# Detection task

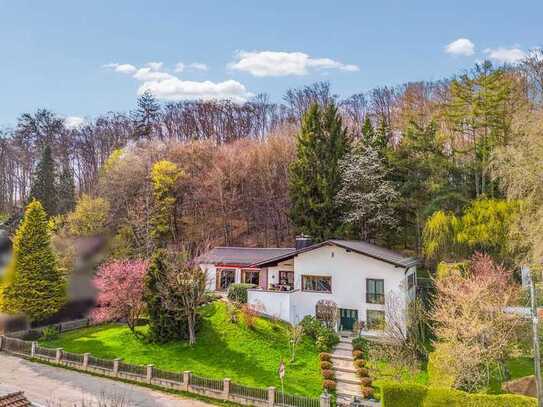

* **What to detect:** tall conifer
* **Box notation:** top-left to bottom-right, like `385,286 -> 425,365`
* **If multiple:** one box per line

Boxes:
29,145 -> 57,216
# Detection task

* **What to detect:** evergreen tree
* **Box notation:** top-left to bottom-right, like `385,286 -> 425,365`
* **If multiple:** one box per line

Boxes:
0,200 -> 66,321
29,145 -> 57,216
288,103 -> 350,242
144,250 -> 189,343
56,163 -> 76,214
133,90 -> 160,139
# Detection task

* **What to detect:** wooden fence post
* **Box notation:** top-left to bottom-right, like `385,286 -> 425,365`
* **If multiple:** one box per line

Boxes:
0,335 -> 4,351
113,358 -> 121,376
223,378 -> 230,400
183,371 -> 191,392
55,348 -> 63,363
320,392 -> 330,407
146,364 -> 154,384
268,386 -> 276,407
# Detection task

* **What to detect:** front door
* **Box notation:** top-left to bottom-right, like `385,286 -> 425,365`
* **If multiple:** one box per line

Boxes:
339,308 -> 358,331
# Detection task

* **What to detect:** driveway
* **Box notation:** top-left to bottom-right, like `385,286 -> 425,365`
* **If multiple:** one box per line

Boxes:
0,353 -> 213,406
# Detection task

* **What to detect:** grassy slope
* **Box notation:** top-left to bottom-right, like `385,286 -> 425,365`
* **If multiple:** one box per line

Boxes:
42,301 -> 322,396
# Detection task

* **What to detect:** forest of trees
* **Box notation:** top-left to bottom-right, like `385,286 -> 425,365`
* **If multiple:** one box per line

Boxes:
2,51 -> 543,268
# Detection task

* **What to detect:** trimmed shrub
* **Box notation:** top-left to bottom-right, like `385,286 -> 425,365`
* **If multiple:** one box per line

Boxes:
300,315 -> 323,339
320,361 -> 333,370
323,380 -> 336,392
361,387 -> 374,399
352,350 -> 364,360
319,352 -> 332,362
316,327 -> 340,352
354,359 -> 367,369
360,377 -> 372,387
352,336 -> 370,355
356,367 -> 369,377
41,325 -> 60,340
227,283 -> 256,304
321,369 -> 335,380
381,383 -> 537,407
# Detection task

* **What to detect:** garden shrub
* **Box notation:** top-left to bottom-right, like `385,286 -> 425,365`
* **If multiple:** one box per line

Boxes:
323,380 -> 336,391
319,352 -> 332,362
381,383 -> 537,407
41,325 -> 60,340
360,377 -> 372,387
227,283 -> 256,304
322,369 -> 335,380
352,336 -> 370,355
300,315 -> 323,339
354,359 -> 367,369
352,350 -> 363,359
427,347 -> 456,388
316,327 -> 339,352
361,387 -> 374,399
320,361 -> 333,370
356,367 -> 369,377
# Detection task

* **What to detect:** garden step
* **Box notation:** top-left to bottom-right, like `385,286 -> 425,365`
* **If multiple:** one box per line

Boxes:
331,354 -> 353,362
336,381 -> 363,397
340,338 -> 353,344
335,344 -> 353,352
333,366 -> 357,373
335,370 -> 360,385
332,349 -> 354,358
332,358 -> 356,370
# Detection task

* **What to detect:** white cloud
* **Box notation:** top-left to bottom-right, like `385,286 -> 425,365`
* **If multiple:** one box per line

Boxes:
138,79 -> 251,103
175,62 -> 209,73
484,47 -> 526,64
445,38 -> 475,56
103,63 -> 137,74
104,61 -> 251,102
64,116 -> 85,129
229,51 -> 359,77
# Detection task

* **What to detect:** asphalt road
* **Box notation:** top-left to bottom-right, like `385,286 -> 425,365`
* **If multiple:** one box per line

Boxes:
0,353 -> 213,406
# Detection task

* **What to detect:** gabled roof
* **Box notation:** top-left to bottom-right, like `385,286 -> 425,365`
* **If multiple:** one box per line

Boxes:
197,246 -> 295,267
252,239 -> 417,268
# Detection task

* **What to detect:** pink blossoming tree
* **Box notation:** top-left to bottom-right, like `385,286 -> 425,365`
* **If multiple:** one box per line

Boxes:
91,259 -> 148,333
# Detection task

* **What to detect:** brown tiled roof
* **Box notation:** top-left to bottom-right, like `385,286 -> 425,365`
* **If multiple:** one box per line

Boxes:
0,392 -> 32,407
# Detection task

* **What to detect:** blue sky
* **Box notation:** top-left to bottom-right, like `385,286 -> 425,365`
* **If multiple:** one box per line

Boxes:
0,0 -> 541,126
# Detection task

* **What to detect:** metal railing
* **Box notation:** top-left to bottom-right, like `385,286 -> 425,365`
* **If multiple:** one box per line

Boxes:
118,361 -> 147,376
153,367 -> 183,383
275,391 -> 321,407
63,351 -> 84,364
190,374 -> 224,392
231,382 -> 269,401
3,337 -> 32,355
34,345 -> 57,359
87,355 -> 114,370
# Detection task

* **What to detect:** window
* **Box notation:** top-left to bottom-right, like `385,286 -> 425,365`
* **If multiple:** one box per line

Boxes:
279,271 -> 294,285
366,310 -> 385,330
243,270 -> 259,285
218,269 -> 236,290
366,279 -> 384,304
407,273 -> 416,290
302,275 -> 332,292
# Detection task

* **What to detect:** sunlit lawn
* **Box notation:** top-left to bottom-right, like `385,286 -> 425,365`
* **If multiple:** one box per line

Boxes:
41,301 -> 322,396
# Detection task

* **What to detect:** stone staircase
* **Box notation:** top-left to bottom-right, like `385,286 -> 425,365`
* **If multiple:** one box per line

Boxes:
331,335 -> 363,404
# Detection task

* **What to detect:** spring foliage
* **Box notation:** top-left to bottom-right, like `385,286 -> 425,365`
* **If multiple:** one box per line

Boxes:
0,200 -> 66,321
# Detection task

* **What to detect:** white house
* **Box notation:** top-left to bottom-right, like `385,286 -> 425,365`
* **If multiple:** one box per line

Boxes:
198,237 -> 417,335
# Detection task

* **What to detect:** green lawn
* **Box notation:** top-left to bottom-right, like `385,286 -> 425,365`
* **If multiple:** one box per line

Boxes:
41,301 -> 322,396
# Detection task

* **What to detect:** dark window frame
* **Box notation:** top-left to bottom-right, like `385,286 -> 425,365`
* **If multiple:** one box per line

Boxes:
279,270 -> 294,285
366,278 -> 385,304
242,269 -> 260,285
302,275 -> 332,293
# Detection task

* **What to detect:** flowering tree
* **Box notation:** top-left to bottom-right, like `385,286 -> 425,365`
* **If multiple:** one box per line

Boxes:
91,260 -> 148,333
431,252 -> 522,391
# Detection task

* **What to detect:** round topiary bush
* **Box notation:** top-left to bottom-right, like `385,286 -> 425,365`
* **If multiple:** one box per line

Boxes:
323,380 -> 336,392
354,359 -> 367,369
361,386 -> 374,399
321,369 -> 335,380
356,367 -> 369,377
320,361 -> 333,370
319,352 -> 332,362
360,377 -> 372,387
352,350 -> 363,359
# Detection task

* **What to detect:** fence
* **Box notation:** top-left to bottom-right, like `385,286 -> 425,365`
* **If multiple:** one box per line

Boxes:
6,318 -> 90,339
0,335 -> 329,407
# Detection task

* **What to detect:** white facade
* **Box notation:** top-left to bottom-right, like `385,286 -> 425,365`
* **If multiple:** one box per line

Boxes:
247,244 -> 416,334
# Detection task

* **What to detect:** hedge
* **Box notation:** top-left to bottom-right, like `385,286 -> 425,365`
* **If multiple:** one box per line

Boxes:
381,383 -> 537,407
226,283 -> 256,303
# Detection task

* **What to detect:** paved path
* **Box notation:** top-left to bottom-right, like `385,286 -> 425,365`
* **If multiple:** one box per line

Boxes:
0,353 -> 213,406
331,336 -> 363,404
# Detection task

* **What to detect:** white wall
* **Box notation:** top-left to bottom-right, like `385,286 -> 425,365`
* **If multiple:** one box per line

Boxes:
201,264 -> 217,291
